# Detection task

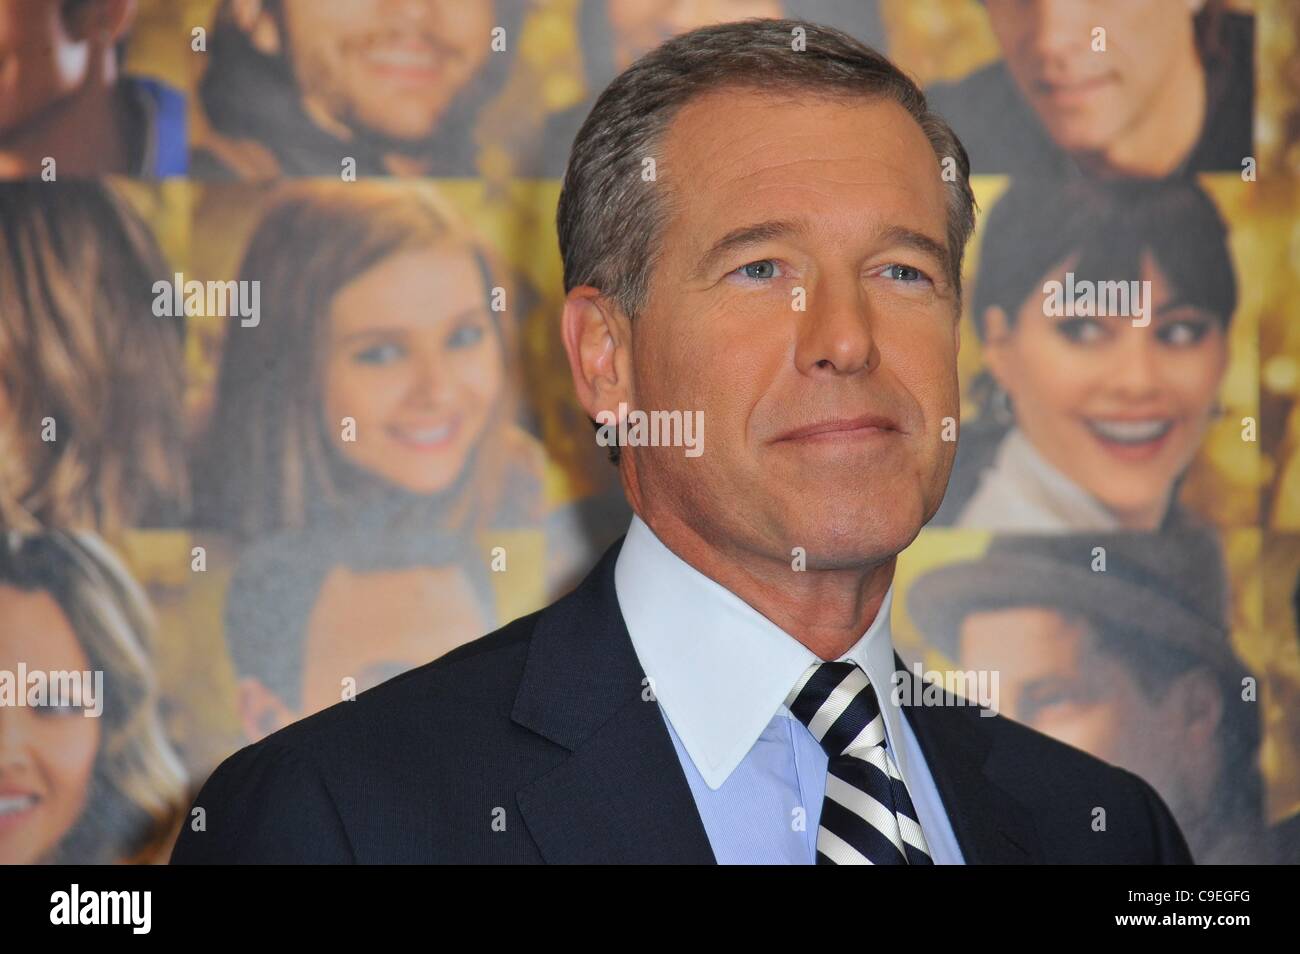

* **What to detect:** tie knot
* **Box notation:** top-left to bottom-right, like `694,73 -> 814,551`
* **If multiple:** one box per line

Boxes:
785,661 -> 887,758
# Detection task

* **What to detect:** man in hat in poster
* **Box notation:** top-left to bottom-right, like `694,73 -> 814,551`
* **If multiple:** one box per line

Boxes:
908,529 -> 1268,864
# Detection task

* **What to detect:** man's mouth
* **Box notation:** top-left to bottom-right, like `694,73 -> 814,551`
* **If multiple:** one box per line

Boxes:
1036,73 -> 1114,106
774,413 -> 902,443
358,41 -> 453,81
365,48 -> 442,68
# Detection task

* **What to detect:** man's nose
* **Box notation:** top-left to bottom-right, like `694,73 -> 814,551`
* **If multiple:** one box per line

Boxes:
1026,0 -> 1090,63
794,278 -> 878,377
383,0 -> 443,28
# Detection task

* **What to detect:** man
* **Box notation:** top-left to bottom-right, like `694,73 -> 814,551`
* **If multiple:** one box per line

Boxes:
173,20 -> 1191,864
907,531 -> 1267,864
526,0 -> 885,175
0,0 -> 187,178
191,0 -> 520,179
224,520 -> 497,743
926,0 -> 1252,178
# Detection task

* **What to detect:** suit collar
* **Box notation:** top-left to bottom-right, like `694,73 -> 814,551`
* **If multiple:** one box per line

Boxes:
511,535 -> 641,748
892,653 -> 1042,863
614,514 -> 905,791
509,534 -> 1040,864
512,535 -> 716,863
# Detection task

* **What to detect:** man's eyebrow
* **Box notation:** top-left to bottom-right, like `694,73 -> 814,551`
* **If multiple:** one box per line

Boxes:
876,224 -> 953,280
691,219 -> 807,281
690,220 -> 953,282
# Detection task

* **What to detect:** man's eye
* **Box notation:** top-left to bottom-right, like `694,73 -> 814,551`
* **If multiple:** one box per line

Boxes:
735,260 -> 779,281
884,264 -> 927,283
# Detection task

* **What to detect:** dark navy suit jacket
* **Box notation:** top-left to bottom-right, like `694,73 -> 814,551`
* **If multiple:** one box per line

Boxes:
171,537 -> 1193,864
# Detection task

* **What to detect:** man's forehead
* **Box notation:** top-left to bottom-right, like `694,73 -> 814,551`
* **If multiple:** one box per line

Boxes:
661,88 -> 946,235
664,88 -> 939,181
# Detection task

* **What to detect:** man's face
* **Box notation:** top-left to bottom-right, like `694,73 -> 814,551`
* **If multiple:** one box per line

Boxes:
0,0 -> 90,135
279,0 -> 494,143
298,564 -> 490,716
985,0 -> 1202,155
239,562 -> 492,740
957,605 -> 1211,819
624,91 -> 960,568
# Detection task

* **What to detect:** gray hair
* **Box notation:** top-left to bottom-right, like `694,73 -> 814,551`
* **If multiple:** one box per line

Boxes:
557,18 -> 977,320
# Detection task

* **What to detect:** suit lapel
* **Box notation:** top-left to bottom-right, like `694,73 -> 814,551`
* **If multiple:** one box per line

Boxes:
893,653 -> 1041,863
508,539 -> 1041,864
512,538 -> 716,864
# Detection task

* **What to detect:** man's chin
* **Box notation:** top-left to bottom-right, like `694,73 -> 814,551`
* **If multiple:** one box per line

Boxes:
774,514 -> 920,569
1041,121 -> 1124,158
352,109 -> 452,150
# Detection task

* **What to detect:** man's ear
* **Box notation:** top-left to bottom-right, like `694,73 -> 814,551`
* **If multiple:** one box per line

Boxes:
1172,667 -> 1223,748
60,0 -> 135,44
561,286 -> 633,425
236,676 -> 295,743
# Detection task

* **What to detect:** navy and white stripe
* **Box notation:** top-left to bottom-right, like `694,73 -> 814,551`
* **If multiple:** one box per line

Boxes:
786,661 -> 933,865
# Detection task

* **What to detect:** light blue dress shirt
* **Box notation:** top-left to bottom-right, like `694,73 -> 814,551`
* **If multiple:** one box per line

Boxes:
614,515 -> 966,864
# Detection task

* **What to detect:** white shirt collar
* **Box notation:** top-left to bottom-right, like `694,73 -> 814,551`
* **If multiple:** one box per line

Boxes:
614,514 -> 908,790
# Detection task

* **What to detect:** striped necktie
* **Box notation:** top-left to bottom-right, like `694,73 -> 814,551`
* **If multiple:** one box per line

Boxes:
786,660 -> 934,865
